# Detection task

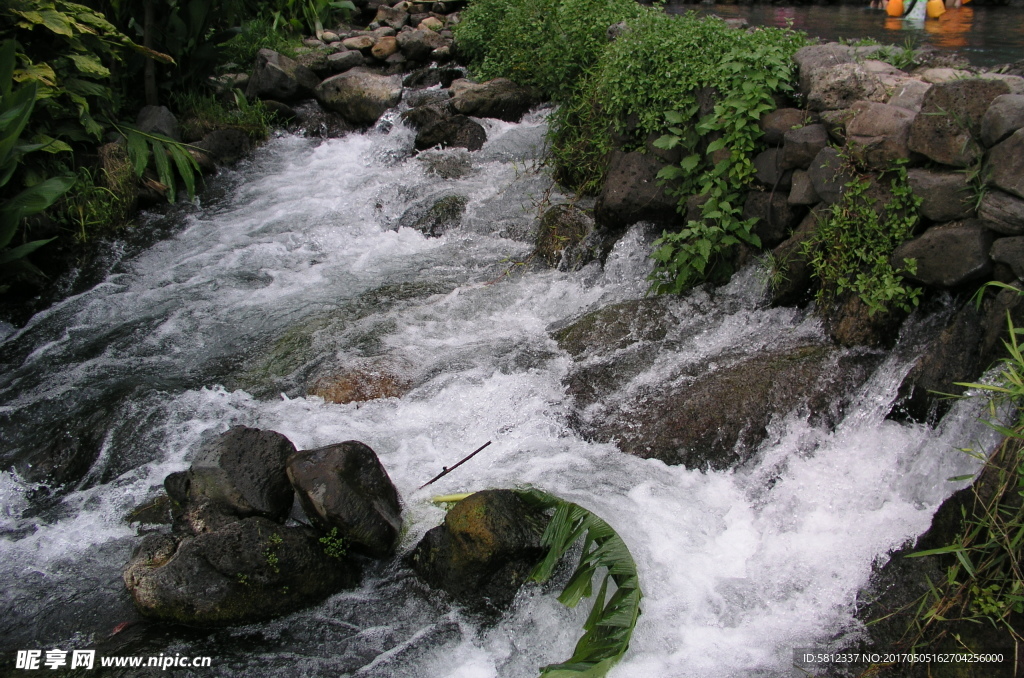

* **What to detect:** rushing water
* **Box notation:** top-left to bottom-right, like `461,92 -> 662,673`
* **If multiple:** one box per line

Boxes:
0,106 -> 1003,677
680,3 -> 1024,68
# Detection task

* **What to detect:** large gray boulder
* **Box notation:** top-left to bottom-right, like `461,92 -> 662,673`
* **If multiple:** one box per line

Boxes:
759,108 -> 813,146
989,129 -> 1024,200
246,49 -> 321,103
572,343 -> 880,470
806,62 -> 888,112
286,441 -> 402,559
186,426 -> 296,525
553,297 -> 880,468
136,105 -> 180,141
449,78 -> 537,122
889,301 -> 986,423
754,148 -> 792,189
887,79 -> 932,113
124,517 -> 359,626
990,237 -> 1024,279
594,150 -> 679,230
314,68 -> 403,125
907,168 -> 975,223
327,49 -> 366,74
980,94 -> 1024,147
770,208 -> 822,306
414,115 -> 486,152
845,101 -> 916,169
408,490 -> 548,613
743,190 -> 804,248
892,221 -> 995,288
908,78 -> 1011,167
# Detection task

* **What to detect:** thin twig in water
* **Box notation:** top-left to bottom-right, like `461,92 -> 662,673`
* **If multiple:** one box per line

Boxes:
418,441 -> 492,489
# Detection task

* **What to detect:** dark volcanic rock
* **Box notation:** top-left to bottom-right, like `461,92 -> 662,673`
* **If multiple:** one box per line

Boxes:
186,426 -> 297,525
907,168 -> 975,223
448,78 -> 537,122
535,203 -> 595,269
287,441 -> 402,558
408,490 -> 548,612
594,150 -> 679,231
892,221 -> 994,288
124,517 -> 359,625
414,115 -> 486,152
246,49 -> 321,103
907,78 -> 1010,167
399,194 -> 467,237
989,129 -> 1024,200
889,301 -> 986,423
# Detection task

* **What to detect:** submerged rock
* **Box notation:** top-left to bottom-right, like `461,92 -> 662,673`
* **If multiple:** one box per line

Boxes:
408,490 -> 548,612
534,203 -> 596,269
124,517 -> 359,626
398,194 -> 468,236
555,297 -> 881,469
287,441 -> 403,558
575,344 -> 880,470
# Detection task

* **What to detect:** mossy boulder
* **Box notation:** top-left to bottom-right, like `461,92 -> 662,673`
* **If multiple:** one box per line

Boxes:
408,490 -> 549,612
534,203 -> 596,269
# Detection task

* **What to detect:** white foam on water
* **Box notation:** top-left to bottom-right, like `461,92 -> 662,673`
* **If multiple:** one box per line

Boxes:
0,109 -> 1000,676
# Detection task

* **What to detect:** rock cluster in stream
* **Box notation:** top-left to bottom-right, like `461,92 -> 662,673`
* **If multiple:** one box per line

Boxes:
125,428 -> 550,626
124,427 -> 399,625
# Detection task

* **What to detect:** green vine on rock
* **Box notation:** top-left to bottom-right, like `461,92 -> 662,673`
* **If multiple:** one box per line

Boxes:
647,37 -> 798,293
803,160 -> 922,317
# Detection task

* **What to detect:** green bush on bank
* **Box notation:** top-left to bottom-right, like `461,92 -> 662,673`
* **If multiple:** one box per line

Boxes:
454,1 -> 807,293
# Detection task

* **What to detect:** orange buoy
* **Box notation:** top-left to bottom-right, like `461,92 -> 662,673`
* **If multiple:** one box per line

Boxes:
886,0 -> 904,16
927,0 -> 946,16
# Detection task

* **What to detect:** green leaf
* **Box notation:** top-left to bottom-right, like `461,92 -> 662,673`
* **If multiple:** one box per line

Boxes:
68,54 -> 110,78
680,154 -> 700,172
0,236 -> 55,264
150,138 -> 175,202
126,129 -> 149,176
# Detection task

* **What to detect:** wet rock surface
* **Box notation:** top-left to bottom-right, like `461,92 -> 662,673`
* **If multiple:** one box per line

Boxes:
287,441 -> 403,559
124,517 -> 359,626
408,490 -> 548,612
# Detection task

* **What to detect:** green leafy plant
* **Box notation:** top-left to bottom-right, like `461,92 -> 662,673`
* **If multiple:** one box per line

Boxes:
173,89 -> 271,142
802,161 -> 922,316
264,531 -> 283,573
106,121 -> 200,203
0,39 -> 73,291
902,282 -> 1024,647
319,527 -> 348,560
516,489 -> 642,678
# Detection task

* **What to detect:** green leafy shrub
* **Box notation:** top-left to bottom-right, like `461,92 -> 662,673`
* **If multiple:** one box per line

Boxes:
173,89 -> 272,142
456,3 -> 807,294
802,162 -> 922,316
0,39 -> 73,291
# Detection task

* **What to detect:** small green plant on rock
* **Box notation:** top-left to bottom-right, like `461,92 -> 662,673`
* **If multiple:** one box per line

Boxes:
264,532 -> 283,574
802,161 -> 922,316
319,527 -> 348,560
